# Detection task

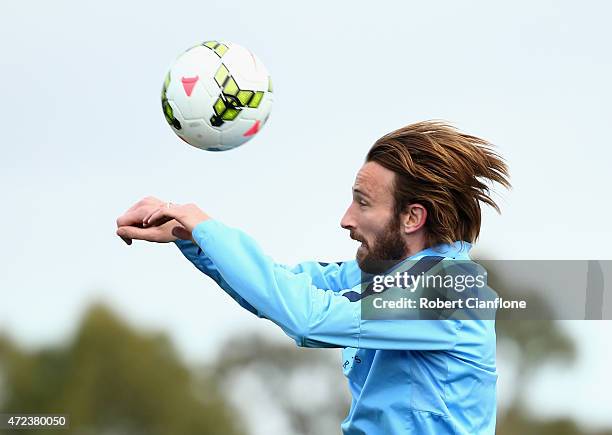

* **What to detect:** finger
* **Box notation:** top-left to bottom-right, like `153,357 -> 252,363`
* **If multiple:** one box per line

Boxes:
148,213 -> 173,227
146,206 -> 176,227
117,197 -> 165,227
118,201 -> 164,228
117,226 -> 164,243
117,205 -> 153,227
117,209 -> 145,228
142,205 -> 164,226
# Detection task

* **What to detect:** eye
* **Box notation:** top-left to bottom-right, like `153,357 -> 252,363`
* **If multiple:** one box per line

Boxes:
358,200 -> 368,207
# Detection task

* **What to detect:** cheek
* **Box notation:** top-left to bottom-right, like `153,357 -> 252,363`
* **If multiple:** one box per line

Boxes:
361,212 -> 392,243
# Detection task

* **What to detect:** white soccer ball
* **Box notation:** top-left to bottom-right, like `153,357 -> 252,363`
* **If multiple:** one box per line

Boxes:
161,41 -> 273,151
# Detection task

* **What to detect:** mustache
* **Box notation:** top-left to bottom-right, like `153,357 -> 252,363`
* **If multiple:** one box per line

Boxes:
350,232 -> 367,245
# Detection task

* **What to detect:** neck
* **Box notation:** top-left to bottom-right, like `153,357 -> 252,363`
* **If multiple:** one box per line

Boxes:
403,233 -> 429,259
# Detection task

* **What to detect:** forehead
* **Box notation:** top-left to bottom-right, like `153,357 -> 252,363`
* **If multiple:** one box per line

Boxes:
354,161 -> 395,199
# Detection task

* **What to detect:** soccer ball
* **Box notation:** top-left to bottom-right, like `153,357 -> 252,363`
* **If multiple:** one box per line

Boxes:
161,41 -> 273,151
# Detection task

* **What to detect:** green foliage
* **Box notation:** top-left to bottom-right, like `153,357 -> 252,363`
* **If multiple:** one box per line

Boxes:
0,295 -> 610,435
478,259 -> 611,435
213,334 -> 349,435
0,304 -> 244,435
498,406 -> 612,435
478,259 -> 576,367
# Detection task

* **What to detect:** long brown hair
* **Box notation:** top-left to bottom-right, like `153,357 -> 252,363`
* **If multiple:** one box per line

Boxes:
367,120 -> 511,246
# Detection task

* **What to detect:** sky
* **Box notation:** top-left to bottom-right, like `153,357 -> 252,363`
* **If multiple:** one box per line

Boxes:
1,0 -> 612,429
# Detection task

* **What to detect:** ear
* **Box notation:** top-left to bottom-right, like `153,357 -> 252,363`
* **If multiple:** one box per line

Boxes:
400,203 -> 427,234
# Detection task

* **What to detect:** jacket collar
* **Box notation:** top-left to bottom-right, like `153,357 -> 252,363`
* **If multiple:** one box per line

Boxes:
409,241 -> 472,261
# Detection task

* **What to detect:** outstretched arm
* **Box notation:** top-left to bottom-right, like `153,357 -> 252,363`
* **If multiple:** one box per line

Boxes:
175,239 -> 360,304
142,203 -> 462,350
116,197 -> 360,319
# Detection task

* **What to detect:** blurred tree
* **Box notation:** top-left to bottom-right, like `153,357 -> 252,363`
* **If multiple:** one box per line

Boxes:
212,334 -> 349,435
0,304 -> 244,435
1,296 -> 611,435
481,260 -> 612,435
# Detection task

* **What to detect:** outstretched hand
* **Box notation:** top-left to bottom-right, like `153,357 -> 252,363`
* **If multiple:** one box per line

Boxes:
142,203 -> 211,234
116,196 -> 195,244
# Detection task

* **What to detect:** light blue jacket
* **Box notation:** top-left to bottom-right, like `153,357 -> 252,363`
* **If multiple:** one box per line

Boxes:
175,219 -> 497,434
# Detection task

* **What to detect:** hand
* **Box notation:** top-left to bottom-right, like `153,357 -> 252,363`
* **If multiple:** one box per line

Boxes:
143,203 -> 211,234
116,196 -> 192,244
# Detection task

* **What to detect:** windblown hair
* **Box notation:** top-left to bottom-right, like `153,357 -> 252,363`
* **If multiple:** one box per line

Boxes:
366,120 -> 511,246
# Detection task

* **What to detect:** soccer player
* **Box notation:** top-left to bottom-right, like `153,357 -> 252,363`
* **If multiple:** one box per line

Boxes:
116,121 -> 510,434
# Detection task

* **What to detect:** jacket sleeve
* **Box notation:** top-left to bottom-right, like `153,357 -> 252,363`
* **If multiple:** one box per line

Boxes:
175,239 -> 261,317
174,239 -> 360,317
185,219 -> 461,350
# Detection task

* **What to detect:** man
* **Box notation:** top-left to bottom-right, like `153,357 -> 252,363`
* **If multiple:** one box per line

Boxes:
116,120 -> 510,434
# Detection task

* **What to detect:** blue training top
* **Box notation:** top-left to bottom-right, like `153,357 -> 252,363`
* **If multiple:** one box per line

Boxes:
175,219 -> 497,435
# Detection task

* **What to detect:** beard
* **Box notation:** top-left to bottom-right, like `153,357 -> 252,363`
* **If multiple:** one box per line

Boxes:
355,214 -> 408,274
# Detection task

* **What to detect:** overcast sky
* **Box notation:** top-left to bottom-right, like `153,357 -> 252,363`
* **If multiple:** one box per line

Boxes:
1,0 -> 611,429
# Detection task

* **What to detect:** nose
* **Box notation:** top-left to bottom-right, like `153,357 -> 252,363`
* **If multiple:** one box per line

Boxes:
340,203 -> 356,230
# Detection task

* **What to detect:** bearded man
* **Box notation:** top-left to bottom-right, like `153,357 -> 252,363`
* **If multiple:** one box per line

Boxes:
116,120 -> 510,435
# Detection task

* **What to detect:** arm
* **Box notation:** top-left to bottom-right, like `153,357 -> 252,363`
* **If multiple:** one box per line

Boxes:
290,260 -> 361,292
175,239 -> 261,317
174,239 -> 361,317
189,219 -> 461,350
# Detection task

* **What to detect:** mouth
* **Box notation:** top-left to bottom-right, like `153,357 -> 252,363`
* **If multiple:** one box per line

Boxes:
351,233 -> 367,248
